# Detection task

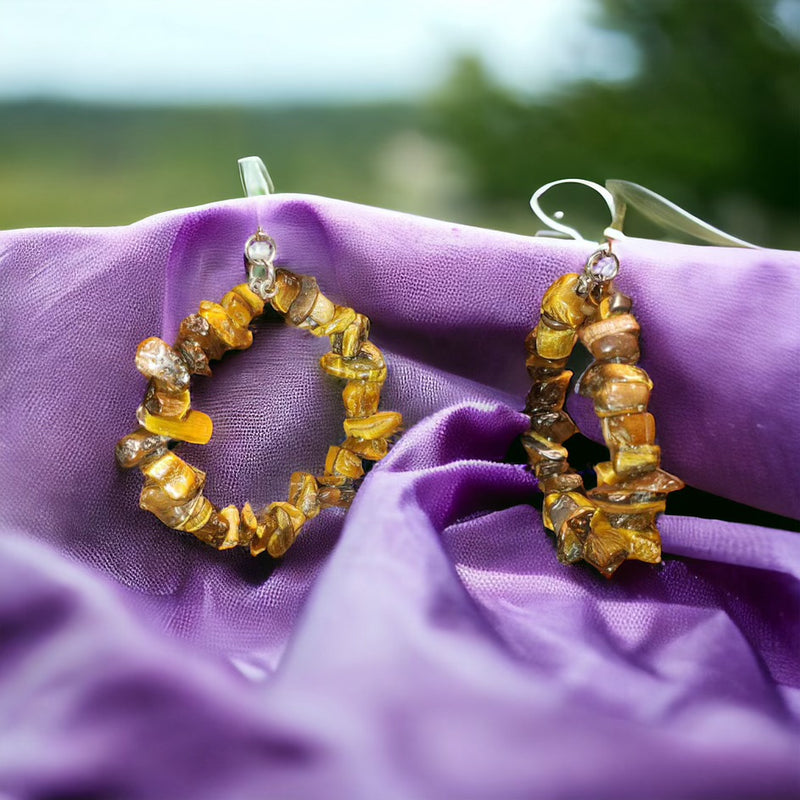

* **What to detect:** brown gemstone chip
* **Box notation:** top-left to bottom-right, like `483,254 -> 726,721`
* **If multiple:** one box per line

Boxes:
543,491 -> 595,564
177,313 -> 228,363
525,370 -> 573,411
612,444 -> 662,477
526,409 -> 578,443
579,363 -> 653,398
339,314 -> 371,358
317,485 -> 355,509
286,275 -> 320,327
538,471 -> 585,495
342,436 -> 390,461
601,412 -> 657,449
115,427 -> 170,469
270,270 -> 302,314
135,337 -> 191,392
522,431 -> 568,479
193,511 -> 232,549
594,467 -> 685,497
142,382 -> 191,420
599,291 -> 633,318
579,314 -> 640,360
593,379 -> 652,418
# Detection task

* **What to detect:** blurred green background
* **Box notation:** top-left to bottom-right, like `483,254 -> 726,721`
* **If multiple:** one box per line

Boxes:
1,0 -> 798,247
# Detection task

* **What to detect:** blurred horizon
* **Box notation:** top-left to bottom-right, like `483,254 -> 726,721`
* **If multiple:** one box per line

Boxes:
1,0 -> 798,247
0,0 -> 634,104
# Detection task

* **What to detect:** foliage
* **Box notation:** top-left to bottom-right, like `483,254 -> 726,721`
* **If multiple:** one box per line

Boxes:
430,0 -> 800,246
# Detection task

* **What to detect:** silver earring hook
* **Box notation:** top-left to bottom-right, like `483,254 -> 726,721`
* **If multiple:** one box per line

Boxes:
530,178 -> 626,244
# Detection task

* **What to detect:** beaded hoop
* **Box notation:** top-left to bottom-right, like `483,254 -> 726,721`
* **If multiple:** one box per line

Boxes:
116,229 -> 402,558
522,247 -> 684,577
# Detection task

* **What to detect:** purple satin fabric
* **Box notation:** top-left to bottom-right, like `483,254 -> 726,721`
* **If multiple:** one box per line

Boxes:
0,195 -> 798,799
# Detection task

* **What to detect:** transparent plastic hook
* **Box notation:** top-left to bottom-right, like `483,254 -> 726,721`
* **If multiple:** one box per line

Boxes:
238,156 -> 275,197
530,178 -> 625,244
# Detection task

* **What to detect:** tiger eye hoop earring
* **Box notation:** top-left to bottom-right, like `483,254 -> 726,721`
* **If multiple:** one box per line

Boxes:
523,181 -> 684,577
116,228 -> 403,558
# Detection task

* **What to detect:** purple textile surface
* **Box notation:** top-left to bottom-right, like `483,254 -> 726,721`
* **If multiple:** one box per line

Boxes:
0,194 -> 798,799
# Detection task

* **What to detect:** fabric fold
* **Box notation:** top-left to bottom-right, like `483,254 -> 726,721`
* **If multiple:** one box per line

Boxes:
0,195 -> 798,798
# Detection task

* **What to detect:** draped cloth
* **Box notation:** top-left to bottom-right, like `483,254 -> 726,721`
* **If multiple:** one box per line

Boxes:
0,195 -> 798,799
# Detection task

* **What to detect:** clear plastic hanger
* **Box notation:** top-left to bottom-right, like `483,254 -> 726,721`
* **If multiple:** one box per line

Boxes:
530,178 -> 761,249
238,156 -> 275,197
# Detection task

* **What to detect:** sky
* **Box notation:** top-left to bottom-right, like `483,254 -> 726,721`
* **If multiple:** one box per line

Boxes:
0,0 -> 639,104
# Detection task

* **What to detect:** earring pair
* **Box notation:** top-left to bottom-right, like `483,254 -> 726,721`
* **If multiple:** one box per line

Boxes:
117,196 -> 683,578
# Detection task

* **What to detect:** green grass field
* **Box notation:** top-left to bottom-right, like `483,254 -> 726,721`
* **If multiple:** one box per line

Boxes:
0,101 -> 461,230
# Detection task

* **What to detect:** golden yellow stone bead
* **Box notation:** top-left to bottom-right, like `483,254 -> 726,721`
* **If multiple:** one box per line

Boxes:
192,511 -> 231,548
316,473 -> 351,487
592,467 -> 685,498
521,431 -> 568,478
535,323 -> 577,361
139,407 -> 213,445
218,505 -> 241,550
542,490 -> 594,532
594,461 -> 621,487
288,472 -> 321,520
537,471 -> 584,495
592,380 -> 652,418
221,291 -> 256,328
249,511 -> 279,556
320,352 -> 387,383
143,382 -> 191,420
580,363 -> 652,396
199,301 -> 253,350
342,380 -> 382,418
586,512 -> 661,573
342,436 -> 389,461
601,412 -> 657,449
358,340 -> 385,367
340,314 -> 370,357
269,271 -> 302,314
541,273 -> 585,329
138,482 -> 192,527
581,514 -> 633,576
343,411 -> 402,440
297,291 -> 336,331
177,496 -> 216,533
140,451 -> 205,502
591,496 -> 667,517
232,283 -> 266,317
238,502 -> 261,547
265,502 -> 307,558
286,275 -> 321,326
612,444 -> 661,477
310,306 -> 357,338
175,314 -> 223,374
325,445 -> 365,479
317,486 -> 354,509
